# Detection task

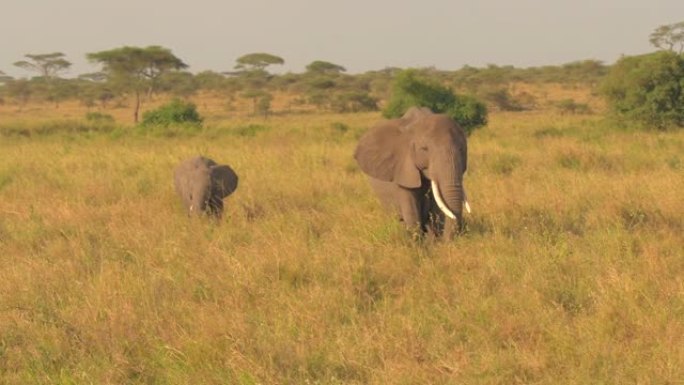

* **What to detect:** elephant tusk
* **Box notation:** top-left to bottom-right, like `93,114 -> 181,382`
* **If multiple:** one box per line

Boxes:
431,180 -> 457,220
464,189 -> 472,214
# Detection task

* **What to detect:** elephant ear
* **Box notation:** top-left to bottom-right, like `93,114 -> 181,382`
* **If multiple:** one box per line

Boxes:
354,121 -> 421,188
210,164 -> 238,198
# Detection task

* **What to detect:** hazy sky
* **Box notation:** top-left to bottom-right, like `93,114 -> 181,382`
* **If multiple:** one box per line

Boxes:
1,0 -> 682,77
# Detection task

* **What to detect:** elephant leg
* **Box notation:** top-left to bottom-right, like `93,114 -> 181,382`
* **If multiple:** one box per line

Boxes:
369,178 -> 425,235
397,187 -> 423,233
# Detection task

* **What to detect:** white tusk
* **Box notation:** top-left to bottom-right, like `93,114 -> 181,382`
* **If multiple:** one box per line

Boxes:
464,189 -> 472,214
431,180 -> 457,219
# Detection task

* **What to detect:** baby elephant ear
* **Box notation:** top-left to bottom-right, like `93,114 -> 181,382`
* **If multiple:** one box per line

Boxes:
211,165 -> 238,198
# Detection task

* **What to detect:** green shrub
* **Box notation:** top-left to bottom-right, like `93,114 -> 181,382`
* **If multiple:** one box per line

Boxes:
140,99 -> 203,127
447,94 -> 489,134
383,69 -> 487,135
601,51 -> 684,129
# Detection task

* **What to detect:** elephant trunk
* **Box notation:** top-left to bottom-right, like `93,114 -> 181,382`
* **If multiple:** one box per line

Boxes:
431,157 -> 466,231
431,180 -> 457,219
432,180 -> 463,218
189,185 -> 210,215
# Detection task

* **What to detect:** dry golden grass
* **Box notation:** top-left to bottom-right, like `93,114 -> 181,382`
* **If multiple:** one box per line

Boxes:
0,93 -> 683,384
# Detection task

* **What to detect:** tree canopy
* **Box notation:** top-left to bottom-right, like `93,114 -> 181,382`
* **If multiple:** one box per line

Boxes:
13,52 -> 71,79
649,21 -> 684,53
87,46 -> 188,122
88,46 -> 187,81
234,53 -> 284,72
305,60 -> 346,74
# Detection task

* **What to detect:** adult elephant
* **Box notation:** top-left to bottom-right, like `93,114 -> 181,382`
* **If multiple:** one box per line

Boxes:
173,156 -> 238,218
354,107 -> 471,237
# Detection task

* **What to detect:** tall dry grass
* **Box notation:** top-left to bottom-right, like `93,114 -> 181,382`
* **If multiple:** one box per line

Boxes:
0,103 -> 683,384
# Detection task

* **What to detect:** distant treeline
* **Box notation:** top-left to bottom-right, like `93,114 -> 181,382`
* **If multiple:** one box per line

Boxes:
0,53 -> 607,115
4,20 -> 682,129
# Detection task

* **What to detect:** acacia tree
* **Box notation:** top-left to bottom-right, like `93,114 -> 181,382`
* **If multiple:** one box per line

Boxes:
234,52 -> 284,73
231,53 -> 283,114
87,46 -> 187,122
649,21 -> 684,53
13,52 -> 72,79
13,52 -> 72,107
231,52 -> 284,88
305,60 -> 346,75
301,60 -> 347,111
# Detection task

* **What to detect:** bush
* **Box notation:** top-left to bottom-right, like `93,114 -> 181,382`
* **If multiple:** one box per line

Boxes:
383,69 -> 487,135
601,51 -> 684,129
140,99 -> 203,127
447,94 -> 489,133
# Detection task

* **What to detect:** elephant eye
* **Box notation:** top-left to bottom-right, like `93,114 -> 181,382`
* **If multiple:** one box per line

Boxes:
419,145 -> 428,151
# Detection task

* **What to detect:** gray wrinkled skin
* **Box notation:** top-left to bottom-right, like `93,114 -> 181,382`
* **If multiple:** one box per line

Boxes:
173,156 -> 238,218
354,107 -> 468,238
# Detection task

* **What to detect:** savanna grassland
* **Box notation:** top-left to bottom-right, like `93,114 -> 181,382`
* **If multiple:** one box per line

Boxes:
0,90 -> 683,384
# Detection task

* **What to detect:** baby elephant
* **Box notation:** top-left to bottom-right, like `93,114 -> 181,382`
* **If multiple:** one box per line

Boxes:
173,156 -> 238,218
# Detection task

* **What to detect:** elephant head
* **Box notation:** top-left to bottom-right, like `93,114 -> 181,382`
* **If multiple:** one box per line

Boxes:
173,156 -> 238,218
354,107 -> 470,231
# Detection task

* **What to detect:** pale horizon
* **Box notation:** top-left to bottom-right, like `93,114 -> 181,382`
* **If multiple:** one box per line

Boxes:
1,0 -> 682,78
